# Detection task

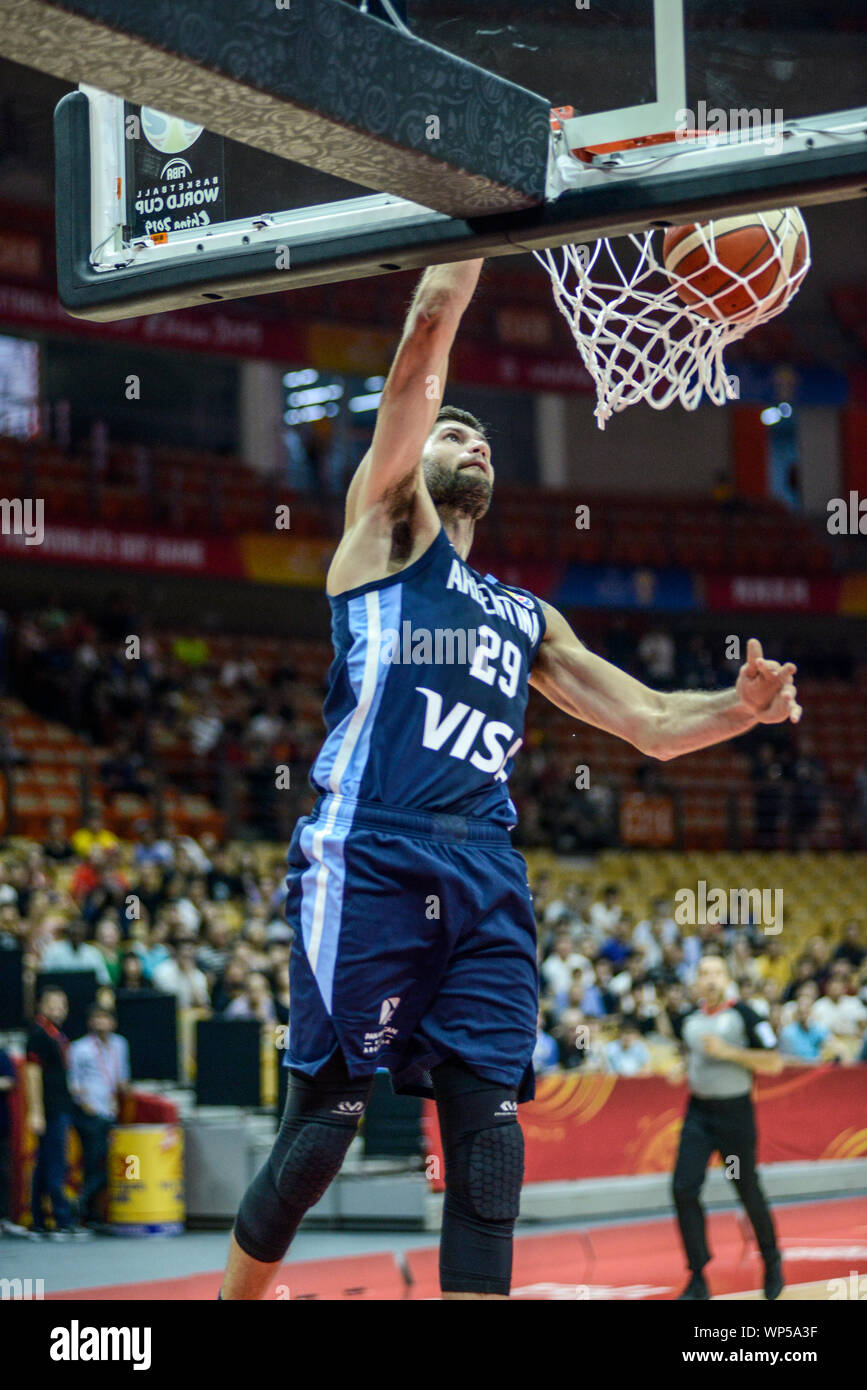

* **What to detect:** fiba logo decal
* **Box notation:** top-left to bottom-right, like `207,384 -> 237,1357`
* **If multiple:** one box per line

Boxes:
161,157 -> 194,182
379,996 -> 401,1026
363,997 -> 401,1055
141,107 -> 204,154
504,590 -> 534,609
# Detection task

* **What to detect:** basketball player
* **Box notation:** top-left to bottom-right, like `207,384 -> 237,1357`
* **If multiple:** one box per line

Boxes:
221,258 -> 801,1300
672,952 -> 784,1301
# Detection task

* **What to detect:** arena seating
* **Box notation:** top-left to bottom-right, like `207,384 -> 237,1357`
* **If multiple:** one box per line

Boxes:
2,625 -> 864,850
525,848 -> 867,948
0,435 -> 837,574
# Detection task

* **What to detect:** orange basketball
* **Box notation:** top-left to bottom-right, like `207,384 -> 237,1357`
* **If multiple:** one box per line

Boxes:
663,208 -> 808,322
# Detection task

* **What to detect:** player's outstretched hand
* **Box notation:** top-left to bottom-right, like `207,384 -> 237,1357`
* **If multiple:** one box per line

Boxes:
735,637 -> 802,725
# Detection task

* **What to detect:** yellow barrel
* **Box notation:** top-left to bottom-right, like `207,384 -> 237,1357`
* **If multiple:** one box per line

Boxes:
107,1125 -> 184,1235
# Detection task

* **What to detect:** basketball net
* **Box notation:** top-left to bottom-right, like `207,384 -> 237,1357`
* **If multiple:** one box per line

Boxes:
535,209 -> 810,429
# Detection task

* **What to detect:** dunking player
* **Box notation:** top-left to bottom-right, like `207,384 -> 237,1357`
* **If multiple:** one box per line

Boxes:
221,259 -> 801,1300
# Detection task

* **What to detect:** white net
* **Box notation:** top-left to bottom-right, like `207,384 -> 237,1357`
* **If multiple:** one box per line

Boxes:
535,208 -> 810,429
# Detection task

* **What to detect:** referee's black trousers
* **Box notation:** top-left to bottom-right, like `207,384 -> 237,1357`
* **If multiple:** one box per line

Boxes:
672,1093 -> 778,1273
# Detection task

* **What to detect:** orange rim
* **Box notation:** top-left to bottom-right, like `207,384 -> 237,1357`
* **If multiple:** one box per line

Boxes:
549,111 -> 723,164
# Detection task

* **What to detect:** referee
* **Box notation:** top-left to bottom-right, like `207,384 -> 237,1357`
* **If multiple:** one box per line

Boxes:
672,951 -> 784,1301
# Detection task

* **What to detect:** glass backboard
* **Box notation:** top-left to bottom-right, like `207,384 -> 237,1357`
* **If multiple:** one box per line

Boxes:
52,0 -> 867,319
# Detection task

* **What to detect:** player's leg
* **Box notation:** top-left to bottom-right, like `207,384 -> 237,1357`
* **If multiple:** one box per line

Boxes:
432,1056 -> 524,1300
720,1098 -> 783,1297
224,805 -> 460,1299
222,1049 -> 373,1300
672,1100 -> 717,1296
409,839 -> 538,1299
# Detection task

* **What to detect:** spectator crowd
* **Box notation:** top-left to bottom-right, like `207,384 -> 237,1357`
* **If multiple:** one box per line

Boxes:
0,820 -> 863,1087
4,593 -> 315,837
4,596 -> 864,852
532,875 -> 867,1078
0,818 -> 865,1236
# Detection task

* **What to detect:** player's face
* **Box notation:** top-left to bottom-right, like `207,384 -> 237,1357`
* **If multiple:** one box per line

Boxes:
422,423 -> 494,520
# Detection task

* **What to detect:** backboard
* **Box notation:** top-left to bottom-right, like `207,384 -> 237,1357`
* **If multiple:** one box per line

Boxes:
41,0 -> 867,320
408,0 -> 867,148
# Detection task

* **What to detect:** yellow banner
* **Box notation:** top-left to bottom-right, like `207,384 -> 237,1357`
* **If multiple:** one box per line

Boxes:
240,534 -> 334,587
839,573 -> 867,615
308,321 -> 395,375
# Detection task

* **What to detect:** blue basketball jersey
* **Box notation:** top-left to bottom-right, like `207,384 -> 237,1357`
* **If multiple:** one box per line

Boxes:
310,525 -> 546,827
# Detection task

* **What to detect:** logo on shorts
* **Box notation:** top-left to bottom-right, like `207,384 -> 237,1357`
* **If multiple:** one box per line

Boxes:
496,1100 -> 518,1116
379,996 -> 401,1026
362,997 -> 402,1056
332,1100 -> 366,1115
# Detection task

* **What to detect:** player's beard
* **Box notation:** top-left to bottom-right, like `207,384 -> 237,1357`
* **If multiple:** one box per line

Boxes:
424,460 -> 492,520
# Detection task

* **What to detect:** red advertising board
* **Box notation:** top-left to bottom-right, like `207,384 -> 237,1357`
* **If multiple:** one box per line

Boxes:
423,1065 -> 867,1188
0,522 -> 244,577
704,574 -> 842,612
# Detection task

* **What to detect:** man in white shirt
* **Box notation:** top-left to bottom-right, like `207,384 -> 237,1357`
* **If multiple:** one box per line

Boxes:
172,836 -> 211,875
540,934 -> 594,1007
189,706 -> 224,756
589,884 -> 621,939
41,920 -> 111,986
220,654 -> 258,688
632,897 -> 679,969
604,1020 -> 652,1076
68,1005 -> 130,1227
638,629 -> 676,685
810,977 -> 867,1037
543,882 -> 592,935
152,940 -> 211,1009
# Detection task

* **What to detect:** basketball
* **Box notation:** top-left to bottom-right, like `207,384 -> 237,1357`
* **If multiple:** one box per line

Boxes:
663,208 -> 809,322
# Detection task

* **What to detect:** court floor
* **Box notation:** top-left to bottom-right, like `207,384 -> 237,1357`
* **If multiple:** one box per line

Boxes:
3,1194 -> 864,1300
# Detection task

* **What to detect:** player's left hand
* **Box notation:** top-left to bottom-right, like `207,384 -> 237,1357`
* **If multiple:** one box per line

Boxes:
735,638 -> 802,724
702,1034 -> 733,1060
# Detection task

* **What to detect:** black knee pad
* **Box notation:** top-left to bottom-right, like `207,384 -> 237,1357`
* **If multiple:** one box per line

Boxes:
464,1123 -> 524,1222
432,1058 -> 524,1296
234,1051 -> 373,1265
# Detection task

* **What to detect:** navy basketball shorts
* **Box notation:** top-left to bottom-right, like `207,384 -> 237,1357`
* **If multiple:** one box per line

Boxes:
284,794 -> 539,1101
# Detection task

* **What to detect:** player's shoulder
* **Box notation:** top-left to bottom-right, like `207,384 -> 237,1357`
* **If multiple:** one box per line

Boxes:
482,572 -> 548,634
464,560 -> 547,647
480,569 -> 537,604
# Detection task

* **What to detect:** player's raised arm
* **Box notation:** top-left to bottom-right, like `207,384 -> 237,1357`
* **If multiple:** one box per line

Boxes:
530,606 -> 802,760
343,259 -> 484,527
